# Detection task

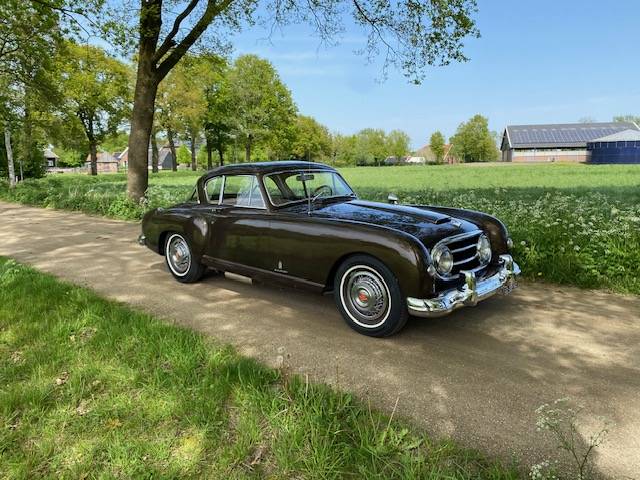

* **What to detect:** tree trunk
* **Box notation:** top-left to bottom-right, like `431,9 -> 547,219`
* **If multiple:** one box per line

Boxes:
190,136 -> 197,171
151,126 -> 159,173
206,136 -> 212,170
217,147 -> 224,167
167,127 -> 177,171
89,141 -> 98,176
126,31 -> 159,201
4,129 -> 15,188
245,135 -> 252,162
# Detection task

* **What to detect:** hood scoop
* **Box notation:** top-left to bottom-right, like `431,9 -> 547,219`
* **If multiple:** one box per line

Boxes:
350,200 -> 452,225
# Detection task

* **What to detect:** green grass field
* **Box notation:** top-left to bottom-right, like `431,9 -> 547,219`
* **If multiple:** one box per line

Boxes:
1,163 -> 639,294
0,258 -> 519,479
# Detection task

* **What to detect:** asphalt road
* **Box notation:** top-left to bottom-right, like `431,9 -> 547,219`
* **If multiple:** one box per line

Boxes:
1,201 -> 638,478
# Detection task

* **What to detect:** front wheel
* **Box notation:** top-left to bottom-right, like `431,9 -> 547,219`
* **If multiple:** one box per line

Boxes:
164,233 -> 206,283
334,255 -> 408,337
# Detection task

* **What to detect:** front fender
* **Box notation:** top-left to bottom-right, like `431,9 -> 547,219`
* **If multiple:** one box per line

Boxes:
417,205 -> 510,255
294,217 -> 435,298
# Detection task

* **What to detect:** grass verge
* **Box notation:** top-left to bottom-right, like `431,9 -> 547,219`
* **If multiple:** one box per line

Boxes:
1,163 -> 639,294
0,257 -> 519,479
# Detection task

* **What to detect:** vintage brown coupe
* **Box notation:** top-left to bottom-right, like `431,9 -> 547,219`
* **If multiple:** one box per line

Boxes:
138,161 -> 520,336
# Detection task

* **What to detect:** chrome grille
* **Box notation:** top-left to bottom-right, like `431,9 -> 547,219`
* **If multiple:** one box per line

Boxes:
434,230 -> 483,279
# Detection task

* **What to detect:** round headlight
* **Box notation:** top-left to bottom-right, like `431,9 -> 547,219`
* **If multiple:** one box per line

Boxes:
432,245 -> 453,275
477,234 -> 492,265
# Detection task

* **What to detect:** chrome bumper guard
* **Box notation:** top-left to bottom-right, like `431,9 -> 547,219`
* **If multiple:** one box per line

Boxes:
407,254 -> 520,318
137,234 -> 146,246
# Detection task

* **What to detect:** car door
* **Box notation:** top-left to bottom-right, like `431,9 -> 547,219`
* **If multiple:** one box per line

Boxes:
204,174 -> 272,272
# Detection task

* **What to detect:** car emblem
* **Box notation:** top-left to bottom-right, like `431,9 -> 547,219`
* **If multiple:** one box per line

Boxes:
451,219 -> 462,228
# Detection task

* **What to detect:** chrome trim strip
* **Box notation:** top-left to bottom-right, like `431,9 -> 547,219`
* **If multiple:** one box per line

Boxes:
453,254 -> 478,266
434,230 -> 482,248
407,254 -> 520,318
450,243 -> 476,254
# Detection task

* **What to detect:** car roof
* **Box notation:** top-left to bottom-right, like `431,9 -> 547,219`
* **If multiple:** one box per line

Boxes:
201,161 -> 336,179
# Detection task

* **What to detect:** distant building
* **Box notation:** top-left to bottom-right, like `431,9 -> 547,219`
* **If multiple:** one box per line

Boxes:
85,152 -> 119,173
501,122 -> 640,163
587,129 -> 640,164
413,143 -> 459,164
117,145 -> 184,170
114,147 -> 128,168
44,148 -> 59,170
148,145 -> 176,170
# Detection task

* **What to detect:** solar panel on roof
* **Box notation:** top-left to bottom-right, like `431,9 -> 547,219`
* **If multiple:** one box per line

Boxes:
506,122 -> 640,148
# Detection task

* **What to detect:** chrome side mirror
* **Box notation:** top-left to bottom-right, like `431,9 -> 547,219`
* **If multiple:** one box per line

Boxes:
387,193 -> 399,205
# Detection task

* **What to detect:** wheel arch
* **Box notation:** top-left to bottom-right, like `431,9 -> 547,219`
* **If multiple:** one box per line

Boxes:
324,251 -> 385,293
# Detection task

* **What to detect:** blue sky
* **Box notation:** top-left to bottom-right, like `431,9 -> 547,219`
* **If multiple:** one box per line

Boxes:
231,0 -> 640,148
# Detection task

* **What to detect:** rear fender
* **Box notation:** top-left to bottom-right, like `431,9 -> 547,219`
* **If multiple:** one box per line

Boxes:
142,209 -> 209,258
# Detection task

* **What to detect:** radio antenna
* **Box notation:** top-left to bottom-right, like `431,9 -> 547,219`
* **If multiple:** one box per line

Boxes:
307,161 -> 312,216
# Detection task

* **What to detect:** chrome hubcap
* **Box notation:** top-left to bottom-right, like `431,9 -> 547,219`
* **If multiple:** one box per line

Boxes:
342,268 -> 389,327
168,236 -> 191,275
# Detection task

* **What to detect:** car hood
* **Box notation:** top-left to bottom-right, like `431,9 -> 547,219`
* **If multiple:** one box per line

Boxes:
310,199 -> 479,247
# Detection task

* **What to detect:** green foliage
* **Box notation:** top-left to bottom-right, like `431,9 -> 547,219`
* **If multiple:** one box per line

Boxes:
99,131 -> 129,154
291,115 -> 332,161
196,145 -> 209,168
355,128 -> 387,165
0,257 -> 519,478
450,114 -> 499,162
227,55 -> 297,161
332,129 -> 412,166
202,58 -> 234,165
429,131 -> 446,163
0,131 -> 46,179
332,133 -> 358,166
55,41 -> 132,163
53,147 -> 85,167
0,1 -> 66,181
176,145 -> 191,165
385,130 -> 411,159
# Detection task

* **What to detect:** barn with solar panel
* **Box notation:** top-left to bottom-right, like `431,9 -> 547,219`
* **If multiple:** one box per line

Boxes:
500,122 -> 640,163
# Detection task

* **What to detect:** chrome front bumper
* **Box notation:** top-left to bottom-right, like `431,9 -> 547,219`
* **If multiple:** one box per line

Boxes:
407,254 -> 520,318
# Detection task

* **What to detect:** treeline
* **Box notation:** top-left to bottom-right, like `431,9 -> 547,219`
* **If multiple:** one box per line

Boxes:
153,53 -> 412,169
0,33 -> 413,178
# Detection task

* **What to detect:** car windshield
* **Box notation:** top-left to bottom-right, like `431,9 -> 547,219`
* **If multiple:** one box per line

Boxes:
263,170 -> 355,206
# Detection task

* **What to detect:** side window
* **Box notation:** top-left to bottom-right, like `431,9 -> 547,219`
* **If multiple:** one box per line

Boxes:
205,176 -> 223,204
222,175 -> 265,208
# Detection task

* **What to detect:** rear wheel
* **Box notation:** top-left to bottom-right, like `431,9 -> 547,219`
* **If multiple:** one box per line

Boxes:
164,233 -> 206,283
334,255 -> 408,337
